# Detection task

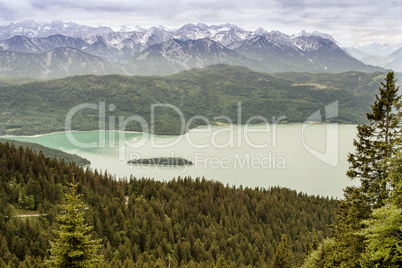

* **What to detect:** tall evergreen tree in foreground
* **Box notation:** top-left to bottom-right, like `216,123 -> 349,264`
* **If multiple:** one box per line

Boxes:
357,136 -> 402,267
46,177 -> 103,267
310,71 -> 401,267
347,71 -> 401,207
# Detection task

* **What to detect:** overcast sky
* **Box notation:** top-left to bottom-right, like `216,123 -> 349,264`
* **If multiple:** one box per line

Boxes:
0,0 -> 401,46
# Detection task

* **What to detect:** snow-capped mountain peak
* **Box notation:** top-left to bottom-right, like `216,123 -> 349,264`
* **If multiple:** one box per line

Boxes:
0,20 -> 114,40
0,20 -> 387,77
292,35 -> 338,52
254,27 -> 268,36
294,30 -> 336,43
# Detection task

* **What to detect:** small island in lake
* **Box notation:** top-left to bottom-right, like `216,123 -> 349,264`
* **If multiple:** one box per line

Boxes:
128,157 -> 193,166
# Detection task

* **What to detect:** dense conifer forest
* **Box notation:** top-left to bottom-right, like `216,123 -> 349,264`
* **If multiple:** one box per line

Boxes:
0,141 -> 338,267
0,138 -> 90,166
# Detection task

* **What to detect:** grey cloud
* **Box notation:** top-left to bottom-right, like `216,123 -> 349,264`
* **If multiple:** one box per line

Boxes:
0,3 -> 18,20
279,0 -> 305,8
1,0 -> 401,45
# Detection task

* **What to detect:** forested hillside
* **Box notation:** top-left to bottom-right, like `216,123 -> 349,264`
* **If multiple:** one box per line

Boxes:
0,65 -> 387,136
0,141 -> 338,267
0,138 -> 89,166
0,76 -> 42,87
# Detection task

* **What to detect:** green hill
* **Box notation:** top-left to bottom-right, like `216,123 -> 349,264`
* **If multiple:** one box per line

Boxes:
0,76 -> 43,87
0,138 -> 89,166
0,65 -> 387,136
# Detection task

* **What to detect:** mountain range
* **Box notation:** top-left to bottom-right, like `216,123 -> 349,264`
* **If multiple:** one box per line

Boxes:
344,43 -> 402,71
0,20 -> 391,77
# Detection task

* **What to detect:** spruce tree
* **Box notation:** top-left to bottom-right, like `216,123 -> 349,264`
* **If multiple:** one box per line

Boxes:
215,255 -> 228,268
358,204 -> 402,267
356,138 -> 402,267
272,234 -> 292,268
390,142 -> 402,207
46,177 -> 103,267
331,71 -> 401,266
347,71 -> 401,207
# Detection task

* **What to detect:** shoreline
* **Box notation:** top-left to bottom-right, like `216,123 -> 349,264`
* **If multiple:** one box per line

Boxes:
0,123 -> 358,138
0,129 -> 145,138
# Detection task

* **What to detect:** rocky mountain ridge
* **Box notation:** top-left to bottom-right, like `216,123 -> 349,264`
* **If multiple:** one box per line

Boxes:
0,21 -> 386,77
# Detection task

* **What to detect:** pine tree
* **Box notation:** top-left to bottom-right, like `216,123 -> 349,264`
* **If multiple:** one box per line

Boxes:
390,146 -> 402,207
272,234 -> 293,268
330,72 -> 401,266
388,118 -> 402,207
347,71 -> 401,207
358,204 -> 402,267
46,177 -> 103,267
215,255 -> 228,268
357,138 -> 402,267
300,238 -> 336,268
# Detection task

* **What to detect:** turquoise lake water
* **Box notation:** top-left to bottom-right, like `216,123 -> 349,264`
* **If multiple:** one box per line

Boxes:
3,124 -> 359,198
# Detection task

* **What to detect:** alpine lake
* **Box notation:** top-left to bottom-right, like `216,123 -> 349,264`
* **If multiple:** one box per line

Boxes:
3,124 -> 359,198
